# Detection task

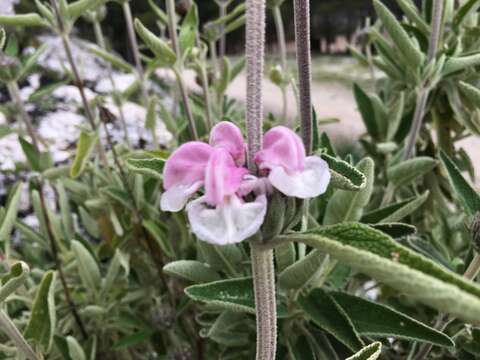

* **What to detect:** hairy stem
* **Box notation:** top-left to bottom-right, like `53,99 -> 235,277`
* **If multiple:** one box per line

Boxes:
294,0 -> 313,154
166,0 -> 198,139
245,0 -> 276,358
121,0 -> 149,103
173,68 -> 199,140
218,1 -> 228,68
38,186 -> 88,339
272,5 -> 288,123
0,310 -> 38,360
92,19 -> 131,148
250,244 -> 277,360
50,0 -> 110,171
403,0 -> 444,161
246,0 -> 266,165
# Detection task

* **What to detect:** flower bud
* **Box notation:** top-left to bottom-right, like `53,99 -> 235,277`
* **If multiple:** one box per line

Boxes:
269,64 -> 286,87
0,54 -> 21,83
472,213 -> 480,252
261,191 -> 286,241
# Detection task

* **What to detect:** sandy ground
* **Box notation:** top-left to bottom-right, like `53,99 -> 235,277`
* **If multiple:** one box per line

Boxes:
226,73 -> 480,187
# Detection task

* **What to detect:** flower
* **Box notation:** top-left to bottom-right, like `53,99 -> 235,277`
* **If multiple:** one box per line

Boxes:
161,123 -> 331,246
255,126 -> 331,199
161,122 -> 267,245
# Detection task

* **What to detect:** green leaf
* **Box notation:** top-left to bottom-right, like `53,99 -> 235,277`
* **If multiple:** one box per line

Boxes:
278,250 -> 328,290
453,0 -> 480,28
185,278 -> 287,317
324,158 -> 375,225
112,330 -> 154,350
387,92 -> 405,141
18,44 -> 48,81
88,46 -> 134,73
281,223 -> 480,323
346,342 -> 382,360
179,4 -> 198,54
145,97 -> 157,131
373,0 -> 424,69
19,137 -> 51,172
163,260 -> 221,284
321,153 -> 366,191
126,158 -> 165,180
299,288 -> 364,352
361,191 -> 429,223
70,130 -> 98,178
0,183 -> 23,249
148,0 -> 168,25
57,181 -> 74,241
443,54 -> 480,76
0,262 -> 29,304
439,151 -> 480,215
142,220 -> 174,258
353,84 -> 378,139
68,0 -> 105,21
71,240 -> 101,293
371,222 -> 417,238
395,0 -> 429,34
134,19 -> 176,67
331,291 -> 454,347
0,28 -> 6,51
387,157 -> 437,188
24,271 -> 56,353
459,81 -> 480,108
66,336 -> 86,360
0,14 -> 47,27
103,249 -> 129,296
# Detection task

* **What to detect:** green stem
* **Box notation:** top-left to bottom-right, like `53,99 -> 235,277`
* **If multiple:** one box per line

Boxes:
218,2 -> 228,68
199,61 -> 214,131
272,5 -> 288,123
293,0 -> 313,154
173,67 -> 199,140
92,19 -> 131,148
7,81 -> 41,149
121,0 -> 149,103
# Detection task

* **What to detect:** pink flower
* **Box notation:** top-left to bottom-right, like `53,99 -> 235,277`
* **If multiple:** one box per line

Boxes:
161,123 -> 331,246
161,122 -> 267,245
255,126 -> 331,198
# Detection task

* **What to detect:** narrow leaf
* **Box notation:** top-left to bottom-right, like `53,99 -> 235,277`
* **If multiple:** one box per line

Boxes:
163,260 -> 221,284
70,130 -> 97,178
346,342 -> 382,360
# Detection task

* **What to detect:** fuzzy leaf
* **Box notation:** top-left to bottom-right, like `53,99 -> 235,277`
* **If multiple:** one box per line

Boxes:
24,271 -> 56,353
439,151 -> 480,215
134,19 -> 176,66
163,260 -> 221,284
321,153 -> 366,191
0,262 -> 29,304
68,0 -> 105,21
387,157 -> 437,188
278,250 -> 328,290
71,240 -> 101,293
331,291 -> 454,347
0,14 -> 47,27
353,84 -> 378,139
346,342 -> 382,360
324,158 -> 375,225
70,130 -> 97,178
373,0 -> 424,69
67,336 -> 86,360
126,158 -> 165,180
88,46 -> 134,73
361,191 -> 429,223
280,223 -> 480,323
185,278 -> 287,317
299,288 -> 364,352
0,183 -> 23,248
443,53 -> 480,76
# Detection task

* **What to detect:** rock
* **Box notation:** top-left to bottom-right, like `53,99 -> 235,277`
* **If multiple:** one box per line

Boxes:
35,35 -> 111,82
0,0 -> 19,15
96,73 -> 137,93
